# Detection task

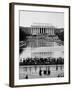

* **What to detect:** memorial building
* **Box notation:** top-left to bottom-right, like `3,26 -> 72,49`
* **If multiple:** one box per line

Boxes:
30,23 -> 55,35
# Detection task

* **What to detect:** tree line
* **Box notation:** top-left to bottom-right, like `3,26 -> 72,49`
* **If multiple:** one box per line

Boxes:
19,57 -> 64,65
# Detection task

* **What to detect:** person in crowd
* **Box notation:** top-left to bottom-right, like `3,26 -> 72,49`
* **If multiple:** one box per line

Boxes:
25,74 -> 28,79
43,70 -> 47,75
39,69 -> 42,76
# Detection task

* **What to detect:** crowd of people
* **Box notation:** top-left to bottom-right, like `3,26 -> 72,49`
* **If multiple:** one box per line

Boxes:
19,57 -> 64,65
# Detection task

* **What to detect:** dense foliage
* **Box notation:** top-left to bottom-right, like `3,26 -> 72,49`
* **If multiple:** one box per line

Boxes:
55,31 -> 64,41
19,57 -> 64,65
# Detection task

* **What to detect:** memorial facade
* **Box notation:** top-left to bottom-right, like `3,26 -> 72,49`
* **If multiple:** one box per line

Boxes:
31,23 -> 55,35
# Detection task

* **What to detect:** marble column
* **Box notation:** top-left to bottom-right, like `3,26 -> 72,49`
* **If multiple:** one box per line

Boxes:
43,28 -> 44,34
41,28 -> 42,34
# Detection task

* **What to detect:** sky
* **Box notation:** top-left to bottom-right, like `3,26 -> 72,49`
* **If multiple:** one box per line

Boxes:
19,10 -> 64,28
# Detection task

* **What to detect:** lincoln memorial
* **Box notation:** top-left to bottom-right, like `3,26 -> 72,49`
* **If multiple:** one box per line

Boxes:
30,23 -> 55,35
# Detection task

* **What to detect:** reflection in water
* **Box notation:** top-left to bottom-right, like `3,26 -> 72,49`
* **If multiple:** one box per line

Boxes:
19,65 -> 64,79
20,46 -> 64,60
